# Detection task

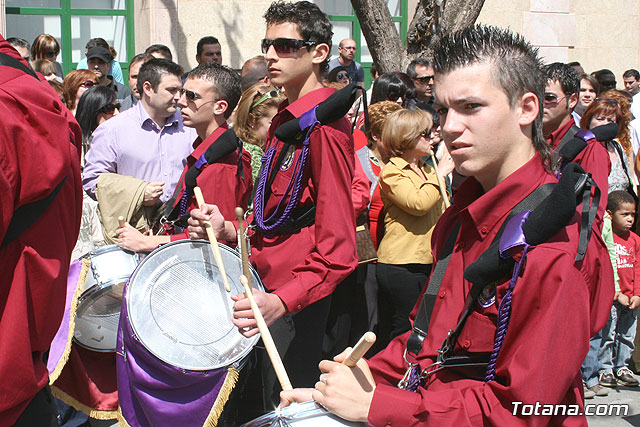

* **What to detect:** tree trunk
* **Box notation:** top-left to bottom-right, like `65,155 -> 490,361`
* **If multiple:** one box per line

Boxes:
350,0 -> 406,74
352,0 -> 485,67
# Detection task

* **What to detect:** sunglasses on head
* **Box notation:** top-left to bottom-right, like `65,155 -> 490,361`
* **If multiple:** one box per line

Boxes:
98,102 -> 120,114
261,38 -> 318,55
415,75 -> 434,83
595,97 -> 619,105
336,72 -> 349,81
251,89 -> 280,110
80,80 -> 96,88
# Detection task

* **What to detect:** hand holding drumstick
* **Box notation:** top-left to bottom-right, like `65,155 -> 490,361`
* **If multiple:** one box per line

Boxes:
279,332 -> 377,423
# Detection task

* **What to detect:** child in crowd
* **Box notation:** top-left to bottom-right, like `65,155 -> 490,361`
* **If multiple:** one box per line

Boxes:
599,190 -> 640,387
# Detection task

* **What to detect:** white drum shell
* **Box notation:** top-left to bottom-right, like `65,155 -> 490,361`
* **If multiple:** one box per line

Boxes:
242,401 -> 366,427
74,245 -> 139,352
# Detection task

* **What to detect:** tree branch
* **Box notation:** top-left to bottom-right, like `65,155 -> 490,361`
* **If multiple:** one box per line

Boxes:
350,0 -> 406,73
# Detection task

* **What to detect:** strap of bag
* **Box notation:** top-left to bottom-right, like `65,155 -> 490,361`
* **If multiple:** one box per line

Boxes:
1,177 -> 67,248
406,184 -> 554,361
0,52 -> 40,80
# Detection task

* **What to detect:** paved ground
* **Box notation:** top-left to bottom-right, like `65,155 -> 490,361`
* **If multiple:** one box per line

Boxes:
587,372 -> 640,427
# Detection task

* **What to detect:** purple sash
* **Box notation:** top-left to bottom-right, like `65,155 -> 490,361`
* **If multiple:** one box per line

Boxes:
48,258 -> 87,381
117,282 -> 238,427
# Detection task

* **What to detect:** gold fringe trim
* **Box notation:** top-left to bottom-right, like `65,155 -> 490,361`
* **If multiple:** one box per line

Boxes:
49,258 -> 91,384
116,367 -> 239,427
116,407 -> 133,427
51,385 -> 118,420
203,367 -> 240,427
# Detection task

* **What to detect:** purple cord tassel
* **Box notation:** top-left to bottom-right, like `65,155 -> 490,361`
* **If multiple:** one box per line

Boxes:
485,244 -> 529,382
406,365 -> 424,392
254,125 -> 315,236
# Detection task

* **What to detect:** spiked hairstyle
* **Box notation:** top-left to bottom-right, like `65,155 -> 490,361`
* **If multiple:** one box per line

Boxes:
432,25 -> 553,170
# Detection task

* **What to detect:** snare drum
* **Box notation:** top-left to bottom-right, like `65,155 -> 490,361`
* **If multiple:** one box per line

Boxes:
125,239 -> 264,371
74,245 -> 140,352
242,401 -> 366,427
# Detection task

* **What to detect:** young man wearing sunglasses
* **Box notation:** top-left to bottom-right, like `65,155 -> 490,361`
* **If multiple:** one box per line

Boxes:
83,58 -> 196,212
188,0 -> 358,409
115,62 -> 252,252
542,62 -> 610,225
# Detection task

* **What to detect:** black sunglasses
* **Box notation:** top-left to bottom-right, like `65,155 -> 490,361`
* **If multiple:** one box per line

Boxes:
179,87 -> 202,101
543,93 -> 570,105
80,80 -> 96,88
336,72 -> 349,81
261,38 -> 318,55
98,102 -> 121,114
415,75 -> 434,83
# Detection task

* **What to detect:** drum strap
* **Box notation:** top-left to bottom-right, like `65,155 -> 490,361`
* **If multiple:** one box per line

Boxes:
1,177 -> 67,248
0,52 -> 69,249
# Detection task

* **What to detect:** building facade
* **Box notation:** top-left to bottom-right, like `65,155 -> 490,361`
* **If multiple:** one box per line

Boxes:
2,0 -> 639,86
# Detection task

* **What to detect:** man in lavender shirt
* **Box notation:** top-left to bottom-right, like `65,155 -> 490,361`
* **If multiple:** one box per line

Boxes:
83,58 -> 196,206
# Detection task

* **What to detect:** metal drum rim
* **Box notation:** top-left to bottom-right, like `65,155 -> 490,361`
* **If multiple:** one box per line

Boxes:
125,239 -> 264,371
80,243 -> 136,259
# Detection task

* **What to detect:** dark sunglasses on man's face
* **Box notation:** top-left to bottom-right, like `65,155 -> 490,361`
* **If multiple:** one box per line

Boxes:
179,88 -> 202,101
98,102 -> 121,114
543,93 -> 570,106
261,38 -> 318,55
415,75 -> 434,83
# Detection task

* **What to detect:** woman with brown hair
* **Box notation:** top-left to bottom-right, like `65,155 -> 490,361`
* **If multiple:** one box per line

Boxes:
580,94 -> 635,193
233,83 -> 284,181
62,69 -> 99,115
31,34 -> 63,78
375,108 -> 451,349
581,91 -> 634,193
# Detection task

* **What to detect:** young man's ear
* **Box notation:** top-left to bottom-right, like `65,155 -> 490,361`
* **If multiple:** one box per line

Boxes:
311,43 -> 330,67
568,92 -> 578,110
518,92 -> 539,127
213,99 -> 229,118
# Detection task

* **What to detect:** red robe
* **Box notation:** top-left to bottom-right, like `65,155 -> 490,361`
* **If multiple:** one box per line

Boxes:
366,155 -> 614,426
0,36 -> 83,425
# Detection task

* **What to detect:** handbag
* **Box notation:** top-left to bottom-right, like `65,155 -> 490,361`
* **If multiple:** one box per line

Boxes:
356,212 -> 377,264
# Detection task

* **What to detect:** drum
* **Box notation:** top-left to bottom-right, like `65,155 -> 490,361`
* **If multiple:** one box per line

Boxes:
125,239 -> 264,371
74,245 -> 140,352
242,401 -> 366,427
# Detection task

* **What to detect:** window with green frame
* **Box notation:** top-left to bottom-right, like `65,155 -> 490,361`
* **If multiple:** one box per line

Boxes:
5,0 -> 135,80
316,0 -> 409,89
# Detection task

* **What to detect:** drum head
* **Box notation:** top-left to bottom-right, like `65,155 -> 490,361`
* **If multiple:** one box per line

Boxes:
126,240 -> 263,371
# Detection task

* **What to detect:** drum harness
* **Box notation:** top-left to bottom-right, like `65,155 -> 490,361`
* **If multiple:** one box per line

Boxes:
398,160 -> 600,392
159,127 -> 245,234
0,52 -> 76,249
252,83 -> 369,238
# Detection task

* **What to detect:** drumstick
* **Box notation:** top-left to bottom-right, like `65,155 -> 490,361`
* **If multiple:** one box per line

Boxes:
239,274 -> 293,391
431,152 -> 451,209
118,216 -> 125,228
343,332 -> 376,367
193,187 -> 231,292
235,207 -> 252,288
